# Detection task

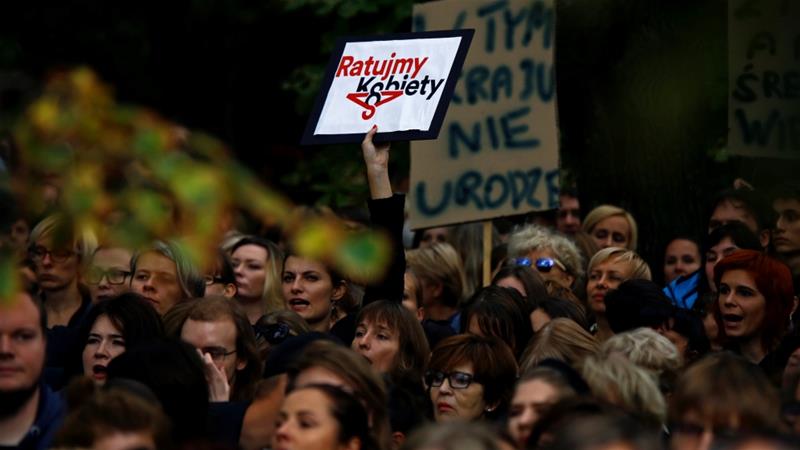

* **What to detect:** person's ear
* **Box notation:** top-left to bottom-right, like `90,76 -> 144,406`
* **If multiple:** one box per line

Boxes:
759,229 -> 770,249
416,307 -> 425,321
236,355 -> 247,371
223,283 -> 237,298
562,272 -> 576,288
391,431 -> 406,450
341,436 -> 361,450
331,281 -> 347,301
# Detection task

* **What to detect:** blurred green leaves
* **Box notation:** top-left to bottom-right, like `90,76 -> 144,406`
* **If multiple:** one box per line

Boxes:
1,67 -> 390,302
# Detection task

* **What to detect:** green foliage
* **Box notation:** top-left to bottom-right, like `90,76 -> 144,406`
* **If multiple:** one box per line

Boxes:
2,67 -> 390,303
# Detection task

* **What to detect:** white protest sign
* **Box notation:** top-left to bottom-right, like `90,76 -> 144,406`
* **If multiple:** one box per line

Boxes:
728,0 -> 800,158
409,0 -> 559,229
302,30 -> 473,145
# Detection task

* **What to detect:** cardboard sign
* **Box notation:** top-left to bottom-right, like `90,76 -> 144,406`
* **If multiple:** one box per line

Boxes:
409,0 -> 559,229
728,0 -> 800,158
302,30 -> 474,145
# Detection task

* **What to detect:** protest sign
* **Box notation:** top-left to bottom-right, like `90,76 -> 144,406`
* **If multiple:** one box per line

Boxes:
728,0 -> 800,158
302,30 -> 473,145
409,0 -> 559,229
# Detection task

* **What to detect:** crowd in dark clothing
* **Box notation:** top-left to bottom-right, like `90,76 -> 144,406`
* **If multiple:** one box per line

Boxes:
1,128 -> 800,450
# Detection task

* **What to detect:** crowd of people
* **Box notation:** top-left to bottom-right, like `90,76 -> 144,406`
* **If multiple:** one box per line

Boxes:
1,126 -> 800,450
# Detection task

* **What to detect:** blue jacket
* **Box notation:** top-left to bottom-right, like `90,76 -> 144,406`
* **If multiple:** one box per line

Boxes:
15,384 -> 65,450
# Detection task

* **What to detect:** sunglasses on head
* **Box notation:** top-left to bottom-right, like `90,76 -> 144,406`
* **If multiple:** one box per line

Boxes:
254,322 -> 291,345
513,257 -> 567,273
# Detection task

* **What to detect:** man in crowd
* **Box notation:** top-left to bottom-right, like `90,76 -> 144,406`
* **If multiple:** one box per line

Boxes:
0,286 -> 65,449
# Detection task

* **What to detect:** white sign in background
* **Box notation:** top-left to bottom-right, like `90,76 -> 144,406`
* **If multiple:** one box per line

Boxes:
314,37 -> 463,135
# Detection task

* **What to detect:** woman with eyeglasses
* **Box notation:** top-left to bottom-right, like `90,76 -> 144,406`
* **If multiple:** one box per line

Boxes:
74,292 -> 165,385
425,334 -> 518,423
585,247 -> 651,341
84,246 -> 133,303
506,224 -> 584,292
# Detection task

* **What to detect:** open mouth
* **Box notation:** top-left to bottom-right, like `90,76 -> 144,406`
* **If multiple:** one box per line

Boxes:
722,314 -> 743,323
92,365 -> 108,379
288,299 -> 310,310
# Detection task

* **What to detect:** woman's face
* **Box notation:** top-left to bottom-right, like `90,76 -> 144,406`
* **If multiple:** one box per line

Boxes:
232,244 -> 268,300
429,363 -> 487,422
508,379 -> 560,448
420,227 -> 449,248
586,257 -> 632,314
273,388 -> 349,450
131,251 -> 183,315
402,272 -> 421,317
718,269 -> 767,342
590,215 -> 631,250
704,237 -> 739,293
282,256 -> 343,329
663,239 -> 701,283
352,318 -> 400,374
82,314 -> 126,385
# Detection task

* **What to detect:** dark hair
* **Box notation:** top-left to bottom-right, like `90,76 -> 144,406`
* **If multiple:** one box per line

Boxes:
54,378 -> 172,450
670,352 -> 781,434
713,250 -> 795,354
696,222 -> 763,297
461,286 -> 531,357
356,300 -> 430,382
212,249 -> 236,285
287,384 -> 379,450
68,293 -> 165,381
427,334 -> 518,419
668,308 -> 711,362
287,340 -> 390,449
106,339 -> 209,444
708,188 -> 771,231
184,295 -> 262,402
604,279 -> 674,334
533,296 -> 591,331
83,292 -> 164,348
492,264 -> 549,306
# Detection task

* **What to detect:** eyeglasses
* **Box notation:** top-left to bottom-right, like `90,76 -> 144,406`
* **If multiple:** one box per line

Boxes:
201,346 -> 236,362
424,370 -> 479,389
254,322 -> 291,345
514,257 -> 567,273
29,245 -> 77,263
86,267 -> 131,285
203,275 -> 225,286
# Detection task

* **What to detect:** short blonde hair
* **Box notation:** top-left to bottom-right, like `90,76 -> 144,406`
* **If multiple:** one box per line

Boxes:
507,224 -> 585,281
587,247 -> 651,281
601,328 -> 683,374
406,243 -> 466,308
29,213 -> 98,270
520,318 -> 599,372
582,205 -> 638,251
581,353 -> 666,426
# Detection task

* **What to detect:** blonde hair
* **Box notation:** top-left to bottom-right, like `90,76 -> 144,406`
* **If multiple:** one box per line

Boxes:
507,224 -> 585,282
587,247 -> 651,281
582,205 -> 638,251
601,328 -> 683,374
520,318 -> 599,372
406,243 -> 467,308
29,213 -> 98,271
581,353 -> 666,426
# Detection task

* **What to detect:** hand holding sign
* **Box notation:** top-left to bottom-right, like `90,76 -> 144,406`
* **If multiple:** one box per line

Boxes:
362,125 -> 392,200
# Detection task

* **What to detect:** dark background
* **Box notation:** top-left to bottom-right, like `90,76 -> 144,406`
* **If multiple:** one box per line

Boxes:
1,0 -> 797,279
